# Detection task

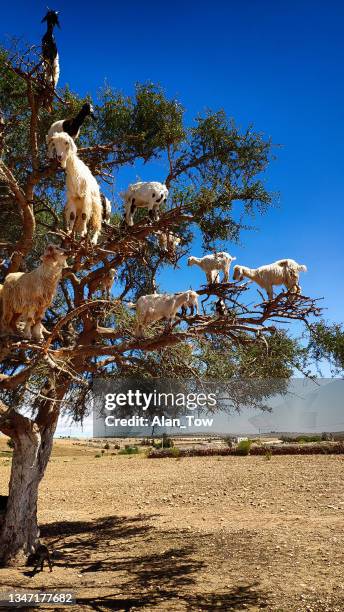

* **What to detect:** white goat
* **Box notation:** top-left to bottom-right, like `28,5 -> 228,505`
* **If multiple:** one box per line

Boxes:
1,245 -> 68,341
122,181 -> 168,227
88,268 -> 116,299
156,231 -> 181,254
50,132 -> 102,244
133,290 -> 199,337
188,252 -> 236,284
233,259 -> 307,300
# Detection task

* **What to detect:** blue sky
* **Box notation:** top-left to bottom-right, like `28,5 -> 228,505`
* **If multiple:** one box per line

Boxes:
2,0 -> 343,324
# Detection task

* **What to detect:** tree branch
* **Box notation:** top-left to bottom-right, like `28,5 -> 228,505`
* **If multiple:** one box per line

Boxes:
0,160 -> 35,272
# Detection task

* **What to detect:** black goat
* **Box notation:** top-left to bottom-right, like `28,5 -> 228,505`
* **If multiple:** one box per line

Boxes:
62,102 -> 95,137
41,10 -> 60,88
46,103 -> 96,159
47,103 -> 95,142
215,298 -> 227,316
28,544 -> 53,574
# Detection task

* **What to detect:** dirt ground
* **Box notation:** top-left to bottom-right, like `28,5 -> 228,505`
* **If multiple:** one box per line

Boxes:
0,439 -> 343,611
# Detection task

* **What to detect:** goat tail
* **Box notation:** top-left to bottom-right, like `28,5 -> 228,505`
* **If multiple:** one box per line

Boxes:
298,264 -> 307,272
126,301 -> 136,309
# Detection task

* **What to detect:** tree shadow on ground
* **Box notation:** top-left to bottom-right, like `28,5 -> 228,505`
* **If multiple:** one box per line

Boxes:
39,514 -> 268,610
185,584 -> 267,610
41,514 -> 157,540
76,583 -> 267,611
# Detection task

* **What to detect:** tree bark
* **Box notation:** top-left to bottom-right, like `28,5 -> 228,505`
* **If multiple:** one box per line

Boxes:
0,385 -> 62,566
0,419 -> 57,566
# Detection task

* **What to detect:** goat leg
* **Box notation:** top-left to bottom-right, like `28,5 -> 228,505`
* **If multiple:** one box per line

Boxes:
23,310 -> 35,339
79,212 -> 88,237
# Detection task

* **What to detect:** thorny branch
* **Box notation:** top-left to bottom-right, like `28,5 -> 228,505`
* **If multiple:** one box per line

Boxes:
0,281 -> 321,392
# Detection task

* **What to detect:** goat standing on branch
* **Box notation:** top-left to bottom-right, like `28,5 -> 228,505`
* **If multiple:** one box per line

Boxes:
50,132 -> 103,244
41,10 -> 60,89
46,102 -> 96,158
188,252 -> 236,284
233,259 -> 307,301
132,290 -> 199,337
88,268 -> 116,299
100,193 -> 112,222
156,230 -> 181,254
1,245 -> 68,341
122,181 -> 168,226
215,298 -> 228,316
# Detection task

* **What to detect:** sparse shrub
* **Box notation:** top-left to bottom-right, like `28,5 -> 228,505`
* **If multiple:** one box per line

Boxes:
140,438 -> 152,446
236,440 -> 252,456
295,435 -> 321,443
281,435 -> 294,443
119,446 -> 139,455
101,449 -> 105,455
6,439 -> 14,449
147,442 -> 344,459
224,436 -> 234,448
114,444 -> 120,450
321,432 -> 334,441
281,434 -> 322,444
104,442 -> 110,450
265,448 -> 272,461
95,454 -> 101,458
153,434 -> 174,449
162,433 -> 174,448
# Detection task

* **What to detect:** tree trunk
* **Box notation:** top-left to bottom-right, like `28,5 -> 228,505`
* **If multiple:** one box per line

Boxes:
0,421 -> 57,566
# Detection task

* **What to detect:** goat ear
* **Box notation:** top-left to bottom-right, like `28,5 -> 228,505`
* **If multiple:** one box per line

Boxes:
70,138 -> 77,154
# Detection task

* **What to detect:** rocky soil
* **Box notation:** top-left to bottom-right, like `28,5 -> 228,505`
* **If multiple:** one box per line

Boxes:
0,443 -> 343,611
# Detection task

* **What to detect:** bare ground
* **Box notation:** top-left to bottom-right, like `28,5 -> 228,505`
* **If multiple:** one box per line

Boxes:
0,440 -> 343,611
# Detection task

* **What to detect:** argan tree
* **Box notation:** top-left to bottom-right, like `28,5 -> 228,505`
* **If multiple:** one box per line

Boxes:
0,40 -> 320,565
309,321 -> 344,373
